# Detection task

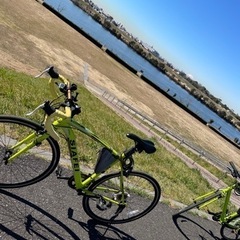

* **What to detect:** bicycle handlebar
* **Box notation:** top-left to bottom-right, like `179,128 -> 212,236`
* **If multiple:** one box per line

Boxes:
30,66 -> 156,156
35,66 -> 59,79
30,66 -> 80,141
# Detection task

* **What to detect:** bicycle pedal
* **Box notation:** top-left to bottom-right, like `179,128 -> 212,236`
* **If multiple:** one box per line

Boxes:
55,166 -> 63,177
96,199 -> 112,211
212,214 -> 221,221
212,212 -> 222,221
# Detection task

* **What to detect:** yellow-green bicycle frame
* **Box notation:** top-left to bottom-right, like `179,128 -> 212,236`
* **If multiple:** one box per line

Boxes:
191,185 -> 239,224
7,114 -> 128,205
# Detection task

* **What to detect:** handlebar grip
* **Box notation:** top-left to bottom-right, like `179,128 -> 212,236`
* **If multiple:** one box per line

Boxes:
48,66 -> 59,79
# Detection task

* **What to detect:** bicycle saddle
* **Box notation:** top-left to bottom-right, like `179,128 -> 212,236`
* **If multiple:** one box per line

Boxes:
127,133 -> 156,154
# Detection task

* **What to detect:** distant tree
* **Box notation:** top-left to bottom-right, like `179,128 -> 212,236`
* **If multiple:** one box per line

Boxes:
208,101 -> 217,110
93,13 -> 101,23
226,115 -> 234,122
235,121 -> 240,127
236,115 -> 240,121
190,88 -> 196,95
157,61 -> 165,70
179,71 -> 187,78
146,52 -> 152,59
218,110 -> 227,118
152,50 -> 160,58
111,28 -> 121,39
103,19 -> 111,29
129,41 -> 136,48
150,58 -> 158,67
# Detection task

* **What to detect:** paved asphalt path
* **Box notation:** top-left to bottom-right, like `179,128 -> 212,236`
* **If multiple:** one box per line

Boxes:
0,167 -> 224,240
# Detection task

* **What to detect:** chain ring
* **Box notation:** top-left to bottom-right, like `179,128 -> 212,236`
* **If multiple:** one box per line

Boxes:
67,172 -> 89,189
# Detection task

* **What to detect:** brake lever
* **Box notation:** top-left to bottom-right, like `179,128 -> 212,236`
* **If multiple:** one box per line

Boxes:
26,103 -> 45,116
35,66 -> 53,78
73,92 -> 79,102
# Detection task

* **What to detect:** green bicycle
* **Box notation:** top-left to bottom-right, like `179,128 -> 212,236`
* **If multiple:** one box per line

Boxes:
0,66 -> 161,224
173,161 -> 240,240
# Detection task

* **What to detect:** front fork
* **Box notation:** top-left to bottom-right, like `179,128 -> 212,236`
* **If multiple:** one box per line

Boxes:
4,131 -> 49,164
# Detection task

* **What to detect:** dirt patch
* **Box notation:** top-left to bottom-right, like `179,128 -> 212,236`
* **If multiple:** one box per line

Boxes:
0,0 -> 239,165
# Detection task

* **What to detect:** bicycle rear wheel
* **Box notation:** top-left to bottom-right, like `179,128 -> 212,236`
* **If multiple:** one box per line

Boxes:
220,216 -> 240,240
82,171 -> 161,224
0,115 -> 60,188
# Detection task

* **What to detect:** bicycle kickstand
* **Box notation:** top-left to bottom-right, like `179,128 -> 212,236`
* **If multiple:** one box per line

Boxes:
102,205 -> 125,236
55,165 -> 69,180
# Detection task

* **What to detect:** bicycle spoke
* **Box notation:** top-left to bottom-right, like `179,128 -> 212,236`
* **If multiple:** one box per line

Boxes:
0,116 -> 59,188
83,171 -> 160,224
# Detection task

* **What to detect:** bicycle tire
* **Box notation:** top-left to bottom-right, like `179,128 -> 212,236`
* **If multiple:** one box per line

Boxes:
173,191 -> 222,217
82,171 -> 161,224
0,115 -> 60,188
220,216 -> 240,240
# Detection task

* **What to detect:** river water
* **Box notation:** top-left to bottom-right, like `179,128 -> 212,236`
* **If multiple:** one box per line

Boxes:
44,0 -> 240,142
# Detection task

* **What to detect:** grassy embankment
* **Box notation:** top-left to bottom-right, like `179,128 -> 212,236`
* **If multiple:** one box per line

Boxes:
0,67 -> 235,212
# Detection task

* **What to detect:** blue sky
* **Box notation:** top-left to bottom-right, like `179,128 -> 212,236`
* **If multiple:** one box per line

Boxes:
92,0 -> 240,115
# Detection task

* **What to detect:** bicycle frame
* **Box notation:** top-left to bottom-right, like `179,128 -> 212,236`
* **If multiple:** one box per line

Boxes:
7,116 -> 127,203
192,184 -> 239,224
0,67 -> 160,225
52,117 -> 123,189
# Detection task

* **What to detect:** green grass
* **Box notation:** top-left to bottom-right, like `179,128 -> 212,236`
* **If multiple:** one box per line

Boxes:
134,114 -> 235,187
0,67 -> 228,208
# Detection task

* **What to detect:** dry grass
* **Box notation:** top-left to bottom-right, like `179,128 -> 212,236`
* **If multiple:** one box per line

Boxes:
0,0 -> 240,167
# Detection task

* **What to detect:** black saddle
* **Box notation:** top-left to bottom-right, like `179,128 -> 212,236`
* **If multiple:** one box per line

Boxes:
127,133 -> 156,154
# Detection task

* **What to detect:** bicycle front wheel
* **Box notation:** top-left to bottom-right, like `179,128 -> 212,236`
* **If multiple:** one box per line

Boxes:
0,115 -> 60,188
82,171 -> 161,224
220,216 -> 240,240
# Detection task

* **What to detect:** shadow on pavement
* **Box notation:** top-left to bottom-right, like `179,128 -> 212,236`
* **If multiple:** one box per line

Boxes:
172,214 -> 222,240
0,188 -> 136,240
0,188 -> 80,239
68,208 -> 137,240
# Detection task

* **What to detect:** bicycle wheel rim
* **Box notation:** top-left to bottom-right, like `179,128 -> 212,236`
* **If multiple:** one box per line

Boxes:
220,216 -> 240,240
82,171 -> 161,224
0,115 -> 60,188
